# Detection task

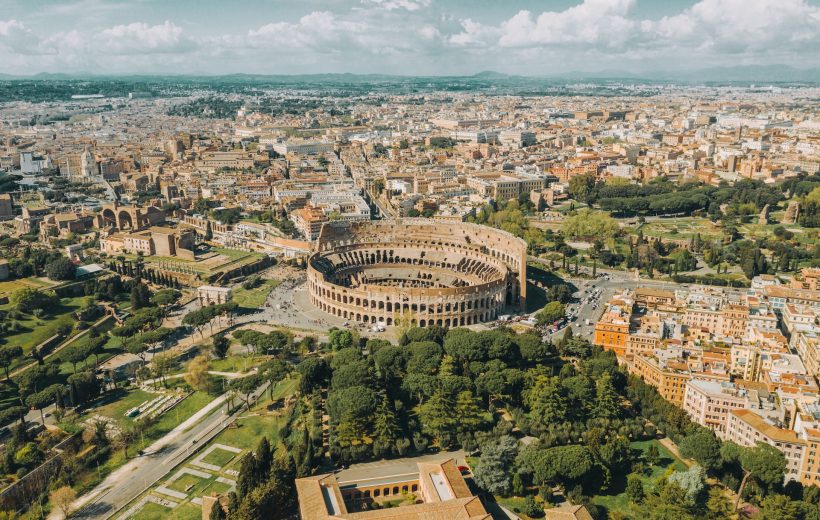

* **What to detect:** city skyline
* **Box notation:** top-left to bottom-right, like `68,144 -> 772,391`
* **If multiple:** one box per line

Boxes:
1,0 -> 819,77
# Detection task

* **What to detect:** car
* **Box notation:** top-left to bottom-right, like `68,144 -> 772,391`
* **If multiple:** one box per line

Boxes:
457,465 -> 470,474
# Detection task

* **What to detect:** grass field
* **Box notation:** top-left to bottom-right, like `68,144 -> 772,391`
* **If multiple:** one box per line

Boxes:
202,447 -> 239,468
133,502 -> 200,520
82,388 -> 159,427
590,439 -> 687,516
209,354 -> 269,374
70,390 -> 217,498
0,295 -> 92,368
231,279 -> 279,309
636,217 -> 723,241
210,377 -> 298,451
168,473 -> 204,493
0,277 -> 56,299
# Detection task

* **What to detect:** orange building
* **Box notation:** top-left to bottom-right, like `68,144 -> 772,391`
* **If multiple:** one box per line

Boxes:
594,314 -> 630,358
630,354 -> 690,406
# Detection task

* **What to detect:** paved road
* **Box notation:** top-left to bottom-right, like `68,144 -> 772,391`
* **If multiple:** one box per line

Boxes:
529,259 -> 730,341
70,381 -> 269,520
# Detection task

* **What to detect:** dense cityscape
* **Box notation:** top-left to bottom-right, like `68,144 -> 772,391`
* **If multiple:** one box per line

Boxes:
1,1 -> 820,520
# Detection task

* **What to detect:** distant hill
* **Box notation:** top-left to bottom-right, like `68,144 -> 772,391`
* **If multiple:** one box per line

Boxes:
0,65 -> 818,84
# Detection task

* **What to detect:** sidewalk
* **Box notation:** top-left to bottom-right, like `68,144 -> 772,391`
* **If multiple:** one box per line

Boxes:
53,392 -> 229,519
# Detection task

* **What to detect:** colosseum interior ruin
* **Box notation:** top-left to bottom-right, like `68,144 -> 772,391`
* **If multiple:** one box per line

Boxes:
307,219 -> 528,327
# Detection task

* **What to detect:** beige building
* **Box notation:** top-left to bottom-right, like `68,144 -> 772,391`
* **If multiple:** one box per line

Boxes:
197,286 -> 232,306
100,227 -> 195,258
295,459 -> 490,519
726,409 -> 806,483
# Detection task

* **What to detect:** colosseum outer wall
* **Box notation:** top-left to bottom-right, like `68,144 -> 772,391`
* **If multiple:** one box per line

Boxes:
307,218 -> 527,327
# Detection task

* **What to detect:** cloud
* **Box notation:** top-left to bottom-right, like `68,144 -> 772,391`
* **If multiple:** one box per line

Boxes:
446,0 -> 820,67
0,19 -> 41,54
361,0 -> 431,11
1,0 -> 819,75
96,21 -> 195,55
645,0 -> 820,54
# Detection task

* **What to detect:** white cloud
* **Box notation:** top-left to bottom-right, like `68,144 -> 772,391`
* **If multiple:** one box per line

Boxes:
361,0 -> 431,11
0,19 -> 41,54
1,0 -> 819,75
96,21 -> 195,55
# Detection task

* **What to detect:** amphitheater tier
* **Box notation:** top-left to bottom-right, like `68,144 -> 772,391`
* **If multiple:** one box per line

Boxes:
307,219 -> 527,327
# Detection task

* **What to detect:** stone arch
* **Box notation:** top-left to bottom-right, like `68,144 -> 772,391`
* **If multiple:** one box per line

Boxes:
118,210 -> 134,229
101,208 -> 117,227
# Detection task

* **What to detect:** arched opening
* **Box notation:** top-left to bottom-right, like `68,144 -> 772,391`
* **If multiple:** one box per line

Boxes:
101,209 -> 117,228
118,211 -> 134,230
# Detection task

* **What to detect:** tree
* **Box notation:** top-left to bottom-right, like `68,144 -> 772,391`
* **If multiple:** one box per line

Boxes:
212,334 -> 230,359
45,257 -> 76,281
592,372 -> 620,419
328,329 -> 354,351
705,487 -> 734,520
296,357 -> 330,395
130,281 -> 151,310
255,437 -> 272,480
645,443 -> 660,466
758,494 -> 801,520
150,352 -> 175,387
234,477 -> 293,520
736,442 -> 787,508
473,436 -> 519,496
67,370 -> 101,405
455,390 -> 486,434
50,486 -> 76,519
209,502 -> 227,520
418,391 -> 457,446
185,355 -> 213,393
11,288 -> 58,313
236,453 -> 259,498
678,429 -> 722,472
568,173 -> 597,203
527,376 -> 568,424
116,426 -> 138,459
546,284 -> 572,304
668,465 -> 706,505
230,375 -> 261,410
526,444 -> 594,489
26,390 -> 53,425
626,474 -> 645,504
151,288 -> 181,308
535,301 -> 565,326
0,345 -> 23,381
562,208 -> 617,241
372,394 -> 400,448
260,358 -> 290,399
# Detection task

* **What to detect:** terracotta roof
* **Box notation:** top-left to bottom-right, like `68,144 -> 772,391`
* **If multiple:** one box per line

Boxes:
731,409 -> 805,445
545,504 -> 594,520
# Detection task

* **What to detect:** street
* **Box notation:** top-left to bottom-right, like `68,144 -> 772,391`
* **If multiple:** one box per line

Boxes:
69,382 -> 269,520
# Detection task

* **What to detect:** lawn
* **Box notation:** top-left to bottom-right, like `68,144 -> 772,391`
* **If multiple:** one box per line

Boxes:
210,377 -> 298,451
168,473 -> 204,494
132,502 -> 172,520
209,354 -> 268,374
82,388 -> 159,427
202,447 -> 239,468
0,295 -> 92,369
133,502 -> 200,520
636,217 -> 723,241
590,439 -> 687,517
231,279 -> 280,309
0,277 -> 55,299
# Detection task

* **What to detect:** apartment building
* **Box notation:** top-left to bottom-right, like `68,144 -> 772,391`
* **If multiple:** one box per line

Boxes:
726,409 -> 806,483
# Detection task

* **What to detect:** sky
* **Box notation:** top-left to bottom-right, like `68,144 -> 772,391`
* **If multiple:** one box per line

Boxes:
1,0 -> 819,76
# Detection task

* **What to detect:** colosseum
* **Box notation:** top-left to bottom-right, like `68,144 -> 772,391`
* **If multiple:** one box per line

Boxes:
307,219 -> 528,327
